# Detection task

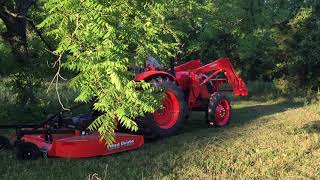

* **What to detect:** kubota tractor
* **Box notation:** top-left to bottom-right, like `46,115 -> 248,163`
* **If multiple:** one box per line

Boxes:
0,57 -> 247,160
133,57 -> 248,139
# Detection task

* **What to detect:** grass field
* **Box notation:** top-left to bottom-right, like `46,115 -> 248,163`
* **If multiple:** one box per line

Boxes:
1,95 -> 320,179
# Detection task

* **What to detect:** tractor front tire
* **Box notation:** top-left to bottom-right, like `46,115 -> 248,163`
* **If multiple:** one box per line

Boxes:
207,93 -> 231,127
137,77 -> 188,140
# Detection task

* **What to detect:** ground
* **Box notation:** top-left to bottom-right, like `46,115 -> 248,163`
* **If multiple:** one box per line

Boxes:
1,97 -> 320,180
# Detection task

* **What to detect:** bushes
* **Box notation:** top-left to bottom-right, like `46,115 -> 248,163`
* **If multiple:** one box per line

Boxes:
271,6 -> 320,91
0,76 -> 77,123
239,80 -> 320,104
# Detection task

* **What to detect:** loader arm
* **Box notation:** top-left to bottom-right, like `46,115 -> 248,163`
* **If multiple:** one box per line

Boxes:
191,57 -> 248,96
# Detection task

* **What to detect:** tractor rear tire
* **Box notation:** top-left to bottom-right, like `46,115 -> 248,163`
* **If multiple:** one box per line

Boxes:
137,77 -> 188,140
207,93 -> 231,127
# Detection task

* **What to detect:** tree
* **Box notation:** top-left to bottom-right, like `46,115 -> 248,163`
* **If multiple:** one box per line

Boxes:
40,0 -> 185,143
0,0 -> 36,62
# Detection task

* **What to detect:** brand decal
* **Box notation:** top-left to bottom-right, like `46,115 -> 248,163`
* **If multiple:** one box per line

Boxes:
107,140 -> 135,150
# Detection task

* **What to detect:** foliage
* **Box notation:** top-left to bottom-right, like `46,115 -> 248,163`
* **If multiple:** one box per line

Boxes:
37,0 -> 320,142
274,5 -> 320,90
168,0 -> 320,89
5,71 -> 42,106
39,0 -> 183,142
0,0 -> 320,141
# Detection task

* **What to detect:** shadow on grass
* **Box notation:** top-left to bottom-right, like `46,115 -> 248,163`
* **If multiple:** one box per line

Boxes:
102,100 -> 304,179
293,120 -> 320,134
182,100 -> 303,135
231,100 -> 303,126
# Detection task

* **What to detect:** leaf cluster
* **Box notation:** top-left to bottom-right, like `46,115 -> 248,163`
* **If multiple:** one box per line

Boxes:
40,0 -> 181,142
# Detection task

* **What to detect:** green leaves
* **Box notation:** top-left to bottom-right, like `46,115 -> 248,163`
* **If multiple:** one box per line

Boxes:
41,0 -> 178,142
40,0 -> 320,142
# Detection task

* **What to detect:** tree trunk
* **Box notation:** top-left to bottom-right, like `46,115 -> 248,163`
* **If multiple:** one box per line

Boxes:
0,0 -> 38,107
0,0 -> 36,63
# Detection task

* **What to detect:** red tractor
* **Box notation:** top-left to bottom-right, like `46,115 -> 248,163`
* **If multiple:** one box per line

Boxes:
134,57 -> 248,139
0,57 -> 247,159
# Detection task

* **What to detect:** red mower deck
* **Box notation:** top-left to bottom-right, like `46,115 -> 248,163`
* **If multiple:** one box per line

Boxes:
22,132 -> 144,158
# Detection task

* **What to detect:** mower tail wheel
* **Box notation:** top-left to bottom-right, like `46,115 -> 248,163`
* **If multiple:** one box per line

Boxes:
138,77 -> 188,140
207,92 -> 231,127
16,141 -> 41,160
0,136 -> 10,150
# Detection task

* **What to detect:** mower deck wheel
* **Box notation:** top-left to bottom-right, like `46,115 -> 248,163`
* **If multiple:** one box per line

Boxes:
16,141 -> 41,160
0,136 -> 10,150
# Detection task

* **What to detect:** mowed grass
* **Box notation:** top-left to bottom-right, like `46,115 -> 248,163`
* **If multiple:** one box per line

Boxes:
1,97 -> 320,179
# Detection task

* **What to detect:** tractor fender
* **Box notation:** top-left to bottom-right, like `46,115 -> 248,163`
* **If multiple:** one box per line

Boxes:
134,71 -> 176,82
